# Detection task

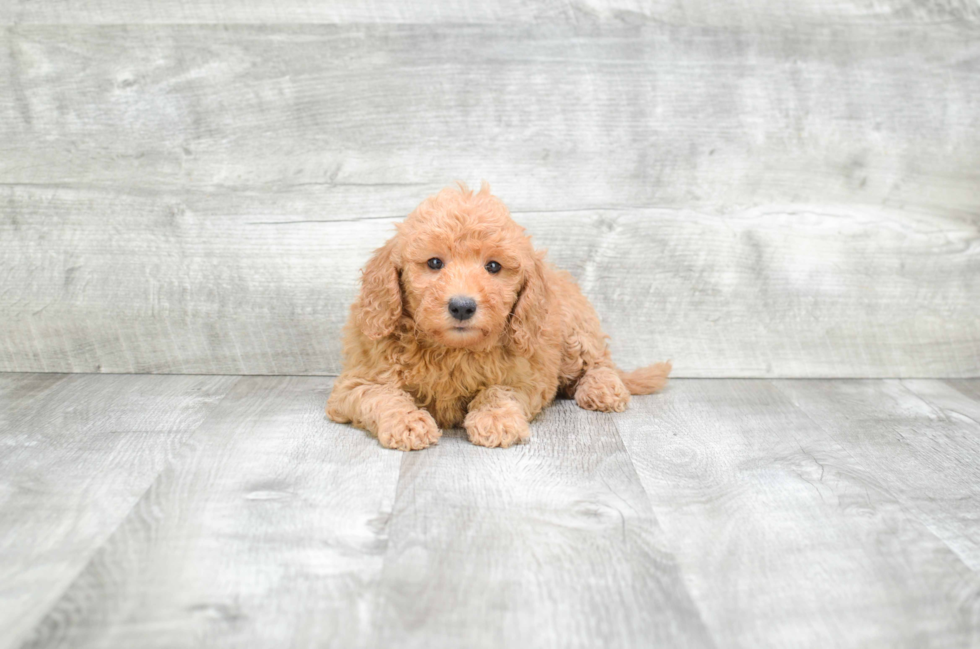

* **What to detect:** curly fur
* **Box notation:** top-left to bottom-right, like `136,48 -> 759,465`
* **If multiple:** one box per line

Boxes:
326,182 -> 671,450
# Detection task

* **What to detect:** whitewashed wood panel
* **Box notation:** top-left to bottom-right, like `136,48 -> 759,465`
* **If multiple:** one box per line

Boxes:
1,0 -> 978,25
616,380 -> 980,648
2,25 -> 977,211
1,24 -> 978,377
776,379 -> 980,572
18,376 -> 404,649
2,187 -> 977,376
0,373 -> 237,649
373,400 -> 713,648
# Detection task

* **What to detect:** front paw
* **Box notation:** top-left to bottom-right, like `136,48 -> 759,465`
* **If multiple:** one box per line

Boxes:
574,367 -> 631,413
377,409 -> 441,451
464,404 -> 530,449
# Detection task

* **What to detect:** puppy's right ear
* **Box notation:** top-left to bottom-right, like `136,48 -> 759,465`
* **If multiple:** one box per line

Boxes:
509,251 -> 551,357
352,236 -> 402,340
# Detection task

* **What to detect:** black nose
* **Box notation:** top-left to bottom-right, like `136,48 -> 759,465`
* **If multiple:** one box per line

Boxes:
448,296 -> 477,321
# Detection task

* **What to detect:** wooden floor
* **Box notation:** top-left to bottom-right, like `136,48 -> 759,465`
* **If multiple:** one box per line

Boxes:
2,373 -> 979,648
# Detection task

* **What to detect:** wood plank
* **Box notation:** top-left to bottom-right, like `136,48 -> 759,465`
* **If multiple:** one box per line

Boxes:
942,379 -> 980,403
0,0 -> 591,25
1,0 -> 978,25
2,25 -> 978,212
776,379 -> 980,573
0,372 -> 67,419
2,186 -> 977,377
0,185 -> 391,375
0,372 -> 238,649
904,379 -> 980,431
372,399 -> 714,649
18,376 -> 403,649
617,379 -> 980,648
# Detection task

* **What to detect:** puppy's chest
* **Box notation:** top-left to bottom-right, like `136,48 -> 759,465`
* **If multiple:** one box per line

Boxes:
399,350 -> 516,427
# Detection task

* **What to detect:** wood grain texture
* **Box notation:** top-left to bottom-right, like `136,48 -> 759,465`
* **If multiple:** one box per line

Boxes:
904,379 -> 980,433
5,374 -> 980,647
2,25 -> 978,210
0,372 -> 238,649
1,23 -> 978,377
18,376 -> 403,649
373,399 -> 714,649
2,187 -> 977,377
776,379 -> 980,574
943,379 -> 980,402
1,0 -> 978,25
616,379 -> 980,648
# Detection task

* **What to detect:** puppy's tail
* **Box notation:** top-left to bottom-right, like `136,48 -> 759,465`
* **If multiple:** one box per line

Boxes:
617,361 -> 672,395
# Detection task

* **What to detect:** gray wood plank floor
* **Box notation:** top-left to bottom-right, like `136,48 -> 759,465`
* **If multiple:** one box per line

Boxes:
2,373 -> 979,648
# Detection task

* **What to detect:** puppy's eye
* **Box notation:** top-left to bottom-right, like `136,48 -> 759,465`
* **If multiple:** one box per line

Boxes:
427,258 -> 444,270
485,261 -> 502,274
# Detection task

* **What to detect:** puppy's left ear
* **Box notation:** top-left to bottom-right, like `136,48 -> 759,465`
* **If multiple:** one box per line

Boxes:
509,251 -> 551,357
352,236 -> 402,340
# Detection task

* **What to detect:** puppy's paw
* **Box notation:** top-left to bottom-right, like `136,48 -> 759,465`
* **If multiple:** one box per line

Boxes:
377,409 -> 441,451
465,404 -> 530,449
325,400 -> 350,424
574,367 -> 631,413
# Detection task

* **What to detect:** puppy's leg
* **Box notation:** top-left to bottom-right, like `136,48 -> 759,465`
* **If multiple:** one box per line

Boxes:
464,385 -> 532,449
573,365 -> 631,413
327,375 -> 440,451
553,285 -> 631,411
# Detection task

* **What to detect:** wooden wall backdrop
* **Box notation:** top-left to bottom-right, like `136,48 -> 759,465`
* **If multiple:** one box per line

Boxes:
1,2 -> 978,377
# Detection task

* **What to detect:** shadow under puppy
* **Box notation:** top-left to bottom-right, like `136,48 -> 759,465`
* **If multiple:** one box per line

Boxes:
327,183 -> 671,450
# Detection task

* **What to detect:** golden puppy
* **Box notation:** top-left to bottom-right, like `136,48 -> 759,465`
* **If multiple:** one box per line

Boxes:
327,183 -> 671,450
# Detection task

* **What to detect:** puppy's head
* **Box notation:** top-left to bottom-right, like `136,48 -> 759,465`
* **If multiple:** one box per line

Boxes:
353,182 -> 548,355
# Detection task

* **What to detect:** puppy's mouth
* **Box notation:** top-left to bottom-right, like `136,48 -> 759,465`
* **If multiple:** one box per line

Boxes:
437,324 -> 490,346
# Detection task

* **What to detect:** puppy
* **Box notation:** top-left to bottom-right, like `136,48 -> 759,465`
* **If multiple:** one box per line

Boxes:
327,183 -> 671,450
